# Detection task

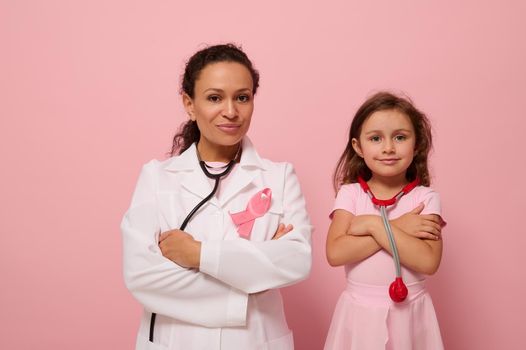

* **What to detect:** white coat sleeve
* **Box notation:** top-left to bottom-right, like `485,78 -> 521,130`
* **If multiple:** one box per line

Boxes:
121,161 -> 248,327
199,163 -> 313,294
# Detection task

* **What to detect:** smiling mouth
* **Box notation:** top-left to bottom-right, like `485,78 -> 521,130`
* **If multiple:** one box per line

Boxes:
217,124 -> 241,133
378,159 -> 400,164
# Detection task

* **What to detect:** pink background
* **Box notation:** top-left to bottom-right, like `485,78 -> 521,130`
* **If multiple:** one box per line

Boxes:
1,1 -> 525,349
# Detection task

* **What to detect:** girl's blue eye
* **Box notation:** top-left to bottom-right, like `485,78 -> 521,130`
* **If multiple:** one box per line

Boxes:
370,136 -> 381,142
394,135 -> 407,141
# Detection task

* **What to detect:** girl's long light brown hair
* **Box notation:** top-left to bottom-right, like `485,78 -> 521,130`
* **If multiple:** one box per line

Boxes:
333,92 -> 433,191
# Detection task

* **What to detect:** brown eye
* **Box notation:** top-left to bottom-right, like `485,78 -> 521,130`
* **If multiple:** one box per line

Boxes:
208,95 -> 221,102
237,94 -> 251,103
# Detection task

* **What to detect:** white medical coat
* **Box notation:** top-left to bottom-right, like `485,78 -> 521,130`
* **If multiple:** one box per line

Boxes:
121,138 -> 313,350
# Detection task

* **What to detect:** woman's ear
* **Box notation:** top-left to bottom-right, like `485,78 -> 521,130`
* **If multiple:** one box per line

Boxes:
351,138 -> 363,158
182,93 -> 195,121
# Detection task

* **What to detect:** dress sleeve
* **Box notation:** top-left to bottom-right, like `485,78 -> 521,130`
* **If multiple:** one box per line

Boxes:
199,163 -> 313,294
419,187 -> 447,227
121,161 -> 248,327
329,184 -> 357,219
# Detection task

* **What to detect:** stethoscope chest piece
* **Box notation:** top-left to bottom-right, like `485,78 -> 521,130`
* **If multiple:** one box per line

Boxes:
389,277 -> 408,302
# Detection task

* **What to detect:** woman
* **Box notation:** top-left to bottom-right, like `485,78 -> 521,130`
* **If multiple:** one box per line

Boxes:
121,44 -> 312,350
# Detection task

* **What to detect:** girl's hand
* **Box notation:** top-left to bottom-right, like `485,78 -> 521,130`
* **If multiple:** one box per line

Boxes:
159,229 -> 201,268
347,215 -> 379,236
326,210 -> 382,266
391,203 -> 442,240
272,223 -> 293,240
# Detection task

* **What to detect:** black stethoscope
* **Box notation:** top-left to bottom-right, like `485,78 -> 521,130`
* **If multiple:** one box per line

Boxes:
149,145 -> 239,343
357,176 -> 420,303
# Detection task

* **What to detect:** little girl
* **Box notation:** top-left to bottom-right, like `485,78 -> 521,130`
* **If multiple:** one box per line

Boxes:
325,92 -> 445,349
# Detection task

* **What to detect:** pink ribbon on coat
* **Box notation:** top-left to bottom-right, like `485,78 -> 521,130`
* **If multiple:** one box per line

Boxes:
229,188 -> 272,239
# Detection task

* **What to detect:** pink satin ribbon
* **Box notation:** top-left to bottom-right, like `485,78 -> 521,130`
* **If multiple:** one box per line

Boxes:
230,188 -> 272,239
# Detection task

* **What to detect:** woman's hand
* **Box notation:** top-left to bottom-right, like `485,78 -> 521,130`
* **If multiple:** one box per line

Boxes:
272,223 -> 293,240
391,203 -> 442,240
159,230 -> 201,268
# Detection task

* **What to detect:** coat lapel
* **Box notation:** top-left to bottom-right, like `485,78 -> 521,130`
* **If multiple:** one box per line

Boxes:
163,143 -> 219,207
218,138 -> 267,206
180,171 -> 218,206
218,167 -> 258,207
163,137 -> 266,208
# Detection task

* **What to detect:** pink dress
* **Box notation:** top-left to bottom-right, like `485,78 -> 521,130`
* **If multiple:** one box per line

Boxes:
324,183 -> 445,350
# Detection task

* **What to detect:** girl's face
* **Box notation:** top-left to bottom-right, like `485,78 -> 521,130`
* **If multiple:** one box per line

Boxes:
183,61 -> 254,159
352,109 -> 416,184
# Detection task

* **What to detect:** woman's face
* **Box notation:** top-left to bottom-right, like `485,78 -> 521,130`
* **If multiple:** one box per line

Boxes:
183,61 -> 254,158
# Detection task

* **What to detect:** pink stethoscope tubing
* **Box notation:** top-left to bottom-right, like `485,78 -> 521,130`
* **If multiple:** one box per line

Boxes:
357,177 -> 420,302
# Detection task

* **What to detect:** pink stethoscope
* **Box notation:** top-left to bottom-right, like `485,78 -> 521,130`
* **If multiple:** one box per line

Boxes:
357,176 -> 420,302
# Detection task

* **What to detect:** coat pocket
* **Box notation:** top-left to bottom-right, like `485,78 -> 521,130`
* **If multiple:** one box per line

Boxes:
257,331 -> 294,350
135,333 -> 170,350
227,191 -> 284,241
250,200 -> 284,241
136,313 -> 173,350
